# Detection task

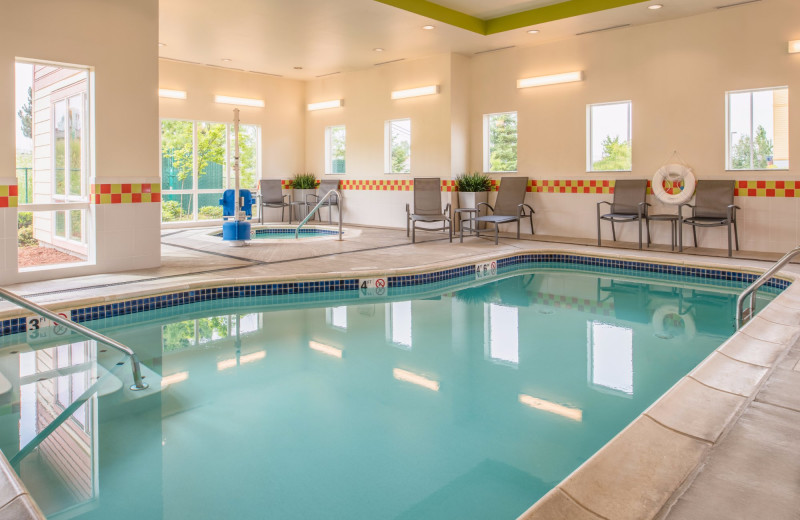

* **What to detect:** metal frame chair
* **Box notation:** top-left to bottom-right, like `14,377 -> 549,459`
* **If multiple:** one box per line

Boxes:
258,179 -> 289,223
597,179 -> 650,250
462,177 -> 534,245
306,179 -> 340,223
679,180 -> 739,257
406,178 -> 452,243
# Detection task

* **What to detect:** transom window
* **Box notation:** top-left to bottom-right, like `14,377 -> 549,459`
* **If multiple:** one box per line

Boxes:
160,119 -> 261,222
483,112 -> 518,173
587,101 -> 632,172
325,125 -> 346,175
726,87 -> 789,170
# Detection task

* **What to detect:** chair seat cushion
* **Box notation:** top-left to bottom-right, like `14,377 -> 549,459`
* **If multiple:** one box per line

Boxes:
410,214 -> 448,221
684,217 -> 729,225
600,213 -> 640,221
473,215 -> 518,224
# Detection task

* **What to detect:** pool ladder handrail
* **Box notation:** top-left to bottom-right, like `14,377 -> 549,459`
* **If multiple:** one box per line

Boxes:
295,189 -> 343,240
736,245 -> 800,328
0,287 -> 149,391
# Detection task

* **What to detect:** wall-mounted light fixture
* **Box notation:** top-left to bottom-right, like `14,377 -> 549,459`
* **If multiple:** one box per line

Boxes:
789,40 -> 800,54
158,88 -> 187,99
517,71 -> 584,89
214,95 -> 265,108
391,85 -> 439,100
308,99 -> 344,111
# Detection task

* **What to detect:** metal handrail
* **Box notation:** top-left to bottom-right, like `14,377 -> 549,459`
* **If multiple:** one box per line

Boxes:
295,189 -> 343,240
736,245 -> 800,328
0,287 -> 149,390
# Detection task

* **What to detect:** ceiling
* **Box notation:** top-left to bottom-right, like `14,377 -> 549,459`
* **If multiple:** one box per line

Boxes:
158,0 -> 757,80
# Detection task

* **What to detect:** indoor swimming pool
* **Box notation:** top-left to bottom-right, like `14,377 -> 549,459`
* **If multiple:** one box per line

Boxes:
0,260 -> 782,519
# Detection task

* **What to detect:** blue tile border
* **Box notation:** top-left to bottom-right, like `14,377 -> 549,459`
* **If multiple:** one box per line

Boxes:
0,253 -> 791,337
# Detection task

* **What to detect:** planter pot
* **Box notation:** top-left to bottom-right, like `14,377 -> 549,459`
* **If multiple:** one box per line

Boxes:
458,191 -> 489,230
291,188 -> 316,220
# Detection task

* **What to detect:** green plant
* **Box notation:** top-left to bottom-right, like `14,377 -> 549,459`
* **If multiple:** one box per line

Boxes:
291,172 -> 318,189
199,205 -> 223,219
161,200 -> 188,222
17,212 -> 36,247
455,172 -> 491,192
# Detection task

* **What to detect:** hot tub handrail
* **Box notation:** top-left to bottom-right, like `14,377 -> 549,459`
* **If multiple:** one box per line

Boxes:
295,189 -> 343,240
0,287 -> 149,391
736,245 -> 800,328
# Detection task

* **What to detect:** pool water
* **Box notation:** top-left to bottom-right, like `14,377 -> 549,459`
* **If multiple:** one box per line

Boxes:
0,266 -> 777,519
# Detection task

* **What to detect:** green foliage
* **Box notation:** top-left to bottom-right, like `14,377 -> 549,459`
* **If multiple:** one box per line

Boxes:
391,131 -> 410,173
731,125 -> 773,169
291,172 -> 318,189
238,126 -> 258,188
18,87 -> 31,139
455,172 -> 491,192
199,205 -> 223,219
17,212 -> 37,247
161,200 -> 191,222
488,113 -> 517,172
592,136 -> 632,171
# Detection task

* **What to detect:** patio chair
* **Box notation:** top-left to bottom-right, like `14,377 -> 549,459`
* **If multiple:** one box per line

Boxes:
306,179 -> 340,223
678,180 -> 739,257
258,179 -> 289,224
406,178 -> 452,243
463,177 -> 534,245
596,179 -> 650,250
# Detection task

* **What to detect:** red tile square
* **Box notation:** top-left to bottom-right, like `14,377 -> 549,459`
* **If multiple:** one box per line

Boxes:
0,197 -> 8,208
767,189 -> 775,197
132,193 -> 142,203
152,193 -> 161,203
9,185 -> 18,196
776,181 -> 785,189
787,189 -> 795,198
757,180 -> 766,189
749,189 -> 757,196
122,184 -> 132,193
142,184 -> 152,193
111,194 -> 121,204
100,184 -> 111,194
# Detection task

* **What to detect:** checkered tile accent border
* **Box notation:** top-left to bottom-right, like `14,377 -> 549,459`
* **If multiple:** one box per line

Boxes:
91,183 -> 161,204
533,293 -> 614,316
0,185 -> 19,208
0,254 -> 790,337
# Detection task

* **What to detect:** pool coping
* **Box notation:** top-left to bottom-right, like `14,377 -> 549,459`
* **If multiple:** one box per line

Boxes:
0,247 -> 798,520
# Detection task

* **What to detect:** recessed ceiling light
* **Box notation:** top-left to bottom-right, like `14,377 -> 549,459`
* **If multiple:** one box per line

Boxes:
221,58 -> 232,62
648,4 -> 663,9
422,25 -> 435,30
294,66 -> 303,70
158,42 -> 166,47
527,29 -> 539,34
374,48 -> 384,52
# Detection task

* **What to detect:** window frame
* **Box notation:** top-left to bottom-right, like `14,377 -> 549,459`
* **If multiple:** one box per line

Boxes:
725,86 -> 789,171
384,118 -> 411,174
324,125 -> 346,175
483,111 -> 518,173
586,100 -> 633,173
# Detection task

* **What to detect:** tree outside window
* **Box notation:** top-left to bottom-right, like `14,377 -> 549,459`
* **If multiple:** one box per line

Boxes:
588,101 -> 632,172
727,87 -> 788,170
386,119 -> 410,174
484,112 -> 517,172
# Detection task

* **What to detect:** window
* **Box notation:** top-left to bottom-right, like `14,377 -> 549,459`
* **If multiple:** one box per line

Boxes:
161,119 -> 261,222
385,119 -> 410,173
16,60 -> 92,270
326,306 -> 348,329
483,112 -> 517,172
588,321 -> 633,396
325,125 -> 346,174
386,301 -> 412,348
587,101 -> 632,172
484,303 -> 519,366
726,87 -> 789,170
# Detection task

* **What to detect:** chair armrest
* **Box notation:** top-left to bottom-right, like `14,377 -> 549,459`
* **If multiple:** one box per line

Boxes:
522,203 -> 535,215
727,204 -> 740,219
476,202 -> 494,213
638,201 -> 651,217
306,193 -> 319,204
597,201 -> 612,209
677,203 -> 694,220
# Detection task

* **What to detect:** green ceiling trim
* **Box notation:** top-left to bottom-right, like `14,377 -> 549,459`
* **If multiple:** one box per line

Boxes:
374,0 -> 650,36
486,0 -> 650,34
374,0 -> 486,34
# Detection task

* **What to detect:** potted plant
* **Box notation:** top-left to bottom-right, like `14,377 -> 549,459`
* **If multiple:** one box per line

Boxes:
455,172 -> 491,229
290,172 -> 318,220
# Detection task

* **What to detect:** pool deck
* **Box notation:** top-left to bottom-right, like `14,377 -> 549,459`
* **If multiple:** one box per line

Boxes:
1,223 -> 799,520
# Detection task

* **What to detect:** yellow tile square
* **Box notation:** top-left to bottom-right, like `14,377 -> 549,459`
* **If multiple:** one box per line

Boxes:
111,184 -> 122,194
121,193 -> 133,204
151,184 -> 161,193
100,194 -> 112,204
141,193 -> 152,203
132,183 -> 142,194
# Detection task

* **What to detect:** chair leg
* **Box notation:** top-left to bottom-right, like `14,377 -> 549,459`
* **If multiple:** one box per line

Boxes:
728,222 -> 733,258
460,219 -> 464,243
692,226 -> 698,248
529,214 -> 534,235
597,216 -> 602,247
611,221 -> 617,242
412,221 -> 416,243
495,223 -> 499,245
517,219 -> 521,240
733,220 -> 740,251
449,221 -> 452,243
638,219 -> 642,250
407,216 -> 410,237
646,219 -> 651,245
329,204 -> 333,224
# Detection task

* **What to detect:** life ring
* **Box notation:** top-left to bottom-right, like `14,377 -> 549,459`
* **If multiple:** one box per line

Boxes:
652,164 -> 696,205
652,304 -> 696,340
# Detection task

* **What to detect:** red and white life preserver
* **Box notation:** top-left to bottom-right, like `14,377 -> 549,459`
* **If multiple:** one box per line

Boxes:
652,163 -> 696,205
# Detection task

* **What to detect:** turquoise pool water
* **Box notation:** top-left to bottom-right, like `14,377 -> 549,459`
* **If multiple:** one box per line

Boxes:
0,265 -> 777,519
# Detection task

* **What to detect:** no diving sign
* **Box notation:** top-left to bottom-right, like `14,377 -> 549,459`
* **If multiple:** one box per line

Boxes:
359,277 -> 387,298
475,261 -> 497,279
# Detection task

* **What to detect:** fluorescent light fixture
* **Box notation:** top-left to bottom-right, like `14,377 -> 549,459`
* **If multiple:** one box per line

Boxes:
789,40 -> 800,54
217,351 -> 266,371
308,99 -> 343,111
214,95 -> 265,108
158,88 -> 187,100
518,394 -> 583,422
161,371 -> 188,388
309,341 -> 343,358
393,368 -> 439,391
517,71 -> 584,89
391,85 -> 440,100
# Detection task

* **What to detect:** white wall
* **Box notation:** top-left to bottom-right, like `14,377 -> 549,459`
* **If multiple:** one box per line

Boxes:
0,0 -> 160,284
